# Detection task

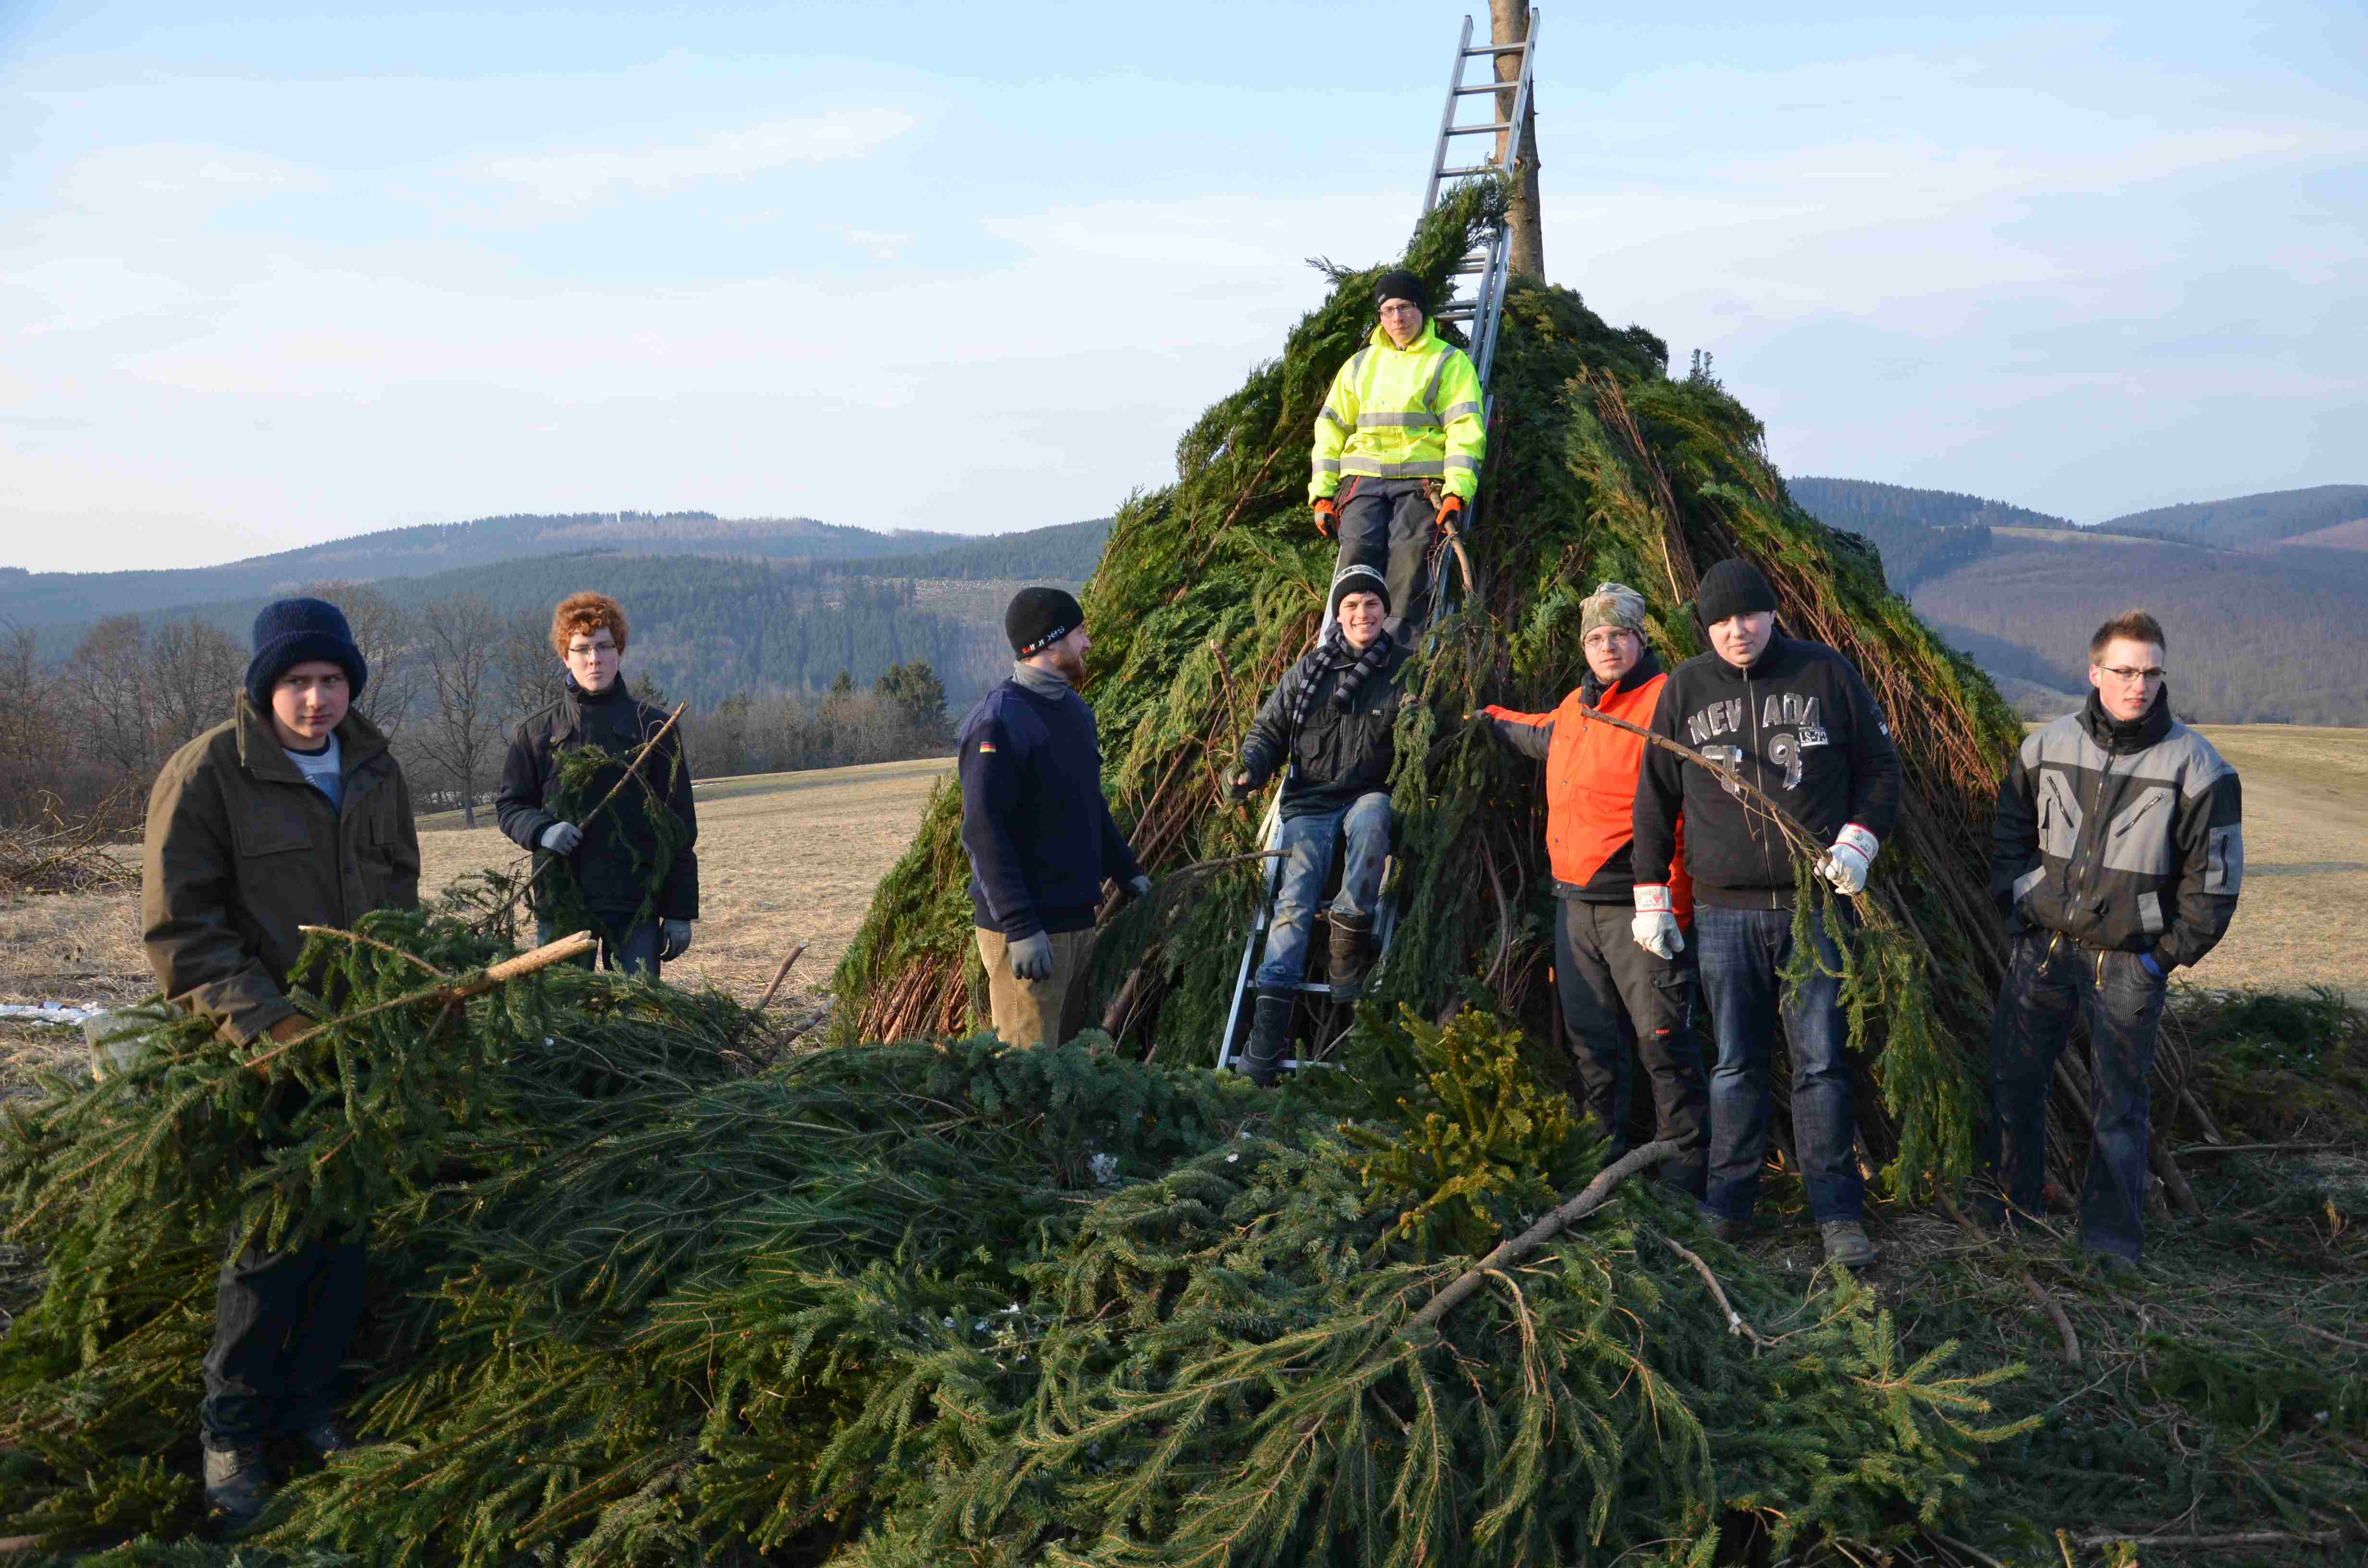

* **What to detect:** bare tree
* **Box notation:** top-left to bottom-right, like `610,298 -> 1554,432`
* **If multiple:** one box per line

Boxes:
147,617 -> 246,756
412,594 -> 504,828
1489,0 -> 1544,281
71,615 -> 157,778
303,580 -> 417,737
495,606 -> 558,722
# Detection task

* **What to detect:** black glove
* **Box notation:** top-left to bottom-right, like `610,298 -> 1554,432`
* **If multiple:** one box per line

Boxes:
1226,771 -> 1258,804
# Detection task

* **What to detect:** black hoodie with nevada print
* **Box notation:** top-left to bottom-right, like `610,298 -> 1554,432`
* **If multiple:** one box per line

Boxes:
1631,633 -> 1904,909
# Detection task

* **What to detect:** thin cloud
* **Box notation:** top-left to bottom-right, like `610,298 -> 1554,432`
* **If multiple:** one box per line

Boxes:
483,108 -> 915,204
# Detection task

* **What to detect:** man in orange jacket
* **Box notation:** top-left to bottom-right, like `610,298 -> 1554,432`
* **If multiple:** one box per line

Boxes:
1474,582 -> 1707,1194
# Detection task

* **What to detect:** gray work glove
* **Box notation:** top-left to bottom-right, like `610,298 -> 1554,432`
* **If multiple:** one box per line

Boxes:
659,919 -> 693,962
1007,931 -> 1055,981
538,821 -> 583,855
1126,874 -> 1154,900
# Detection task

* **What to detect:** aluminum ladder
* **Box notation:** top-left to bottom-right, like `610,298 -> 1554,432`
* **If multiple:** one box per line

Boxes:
1212,12 -> 1539,1075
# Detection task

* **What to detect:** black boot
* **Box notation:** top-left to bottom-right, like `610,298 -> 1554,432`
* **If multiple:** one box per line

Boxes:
1238,990 -> 1294,1088
1327,912 -> 1375,1002
202,1442 -> 272,1530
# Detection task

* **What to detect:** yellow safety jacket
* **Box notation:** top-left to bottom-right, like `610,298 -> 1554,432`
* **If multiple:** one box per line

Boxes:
1308,319 -> 1487,502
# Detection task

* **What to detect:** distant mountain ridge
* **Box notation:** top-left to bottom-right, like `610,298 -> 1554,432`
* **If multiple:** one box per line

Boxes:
1785,477 -> 2076,533
2096,485 -> 2368,548
0,510 -> 982,630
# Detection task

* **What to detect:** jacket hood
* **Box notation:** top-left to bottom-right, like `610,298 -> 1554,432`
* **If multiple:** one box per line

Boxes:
233,692 -> 390,780
2080,684 -> 2172,755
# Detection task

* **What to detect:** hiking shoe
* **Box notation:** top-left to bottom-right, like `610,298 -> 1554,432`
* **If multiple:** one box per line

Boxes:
1697,1207 -> 1748,1246
1820,1220 -> 1878,1270
297,1420 -> 366,1460
202,1443 -> 272,1529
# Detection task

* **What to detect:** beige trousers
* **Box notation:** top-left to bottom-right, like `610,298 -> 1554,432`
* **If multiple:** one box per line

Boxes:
974,926 -> 1098,1049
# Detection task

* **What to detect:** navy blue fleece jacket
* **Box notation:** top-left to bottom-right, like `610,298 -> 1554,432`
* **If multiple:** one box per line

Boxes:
958,672 -> 1144,938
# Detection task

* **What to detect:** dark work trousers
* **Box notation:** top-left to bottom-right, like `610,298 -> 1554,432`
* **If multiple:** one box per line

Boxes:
201,1235 -> 369,1447
538,916 -> 660,979
1983,931 -> 2167,1261
1335,477 -> 1438,640
1694,902 -> 1863,1225
1554,899 -> 1708,1196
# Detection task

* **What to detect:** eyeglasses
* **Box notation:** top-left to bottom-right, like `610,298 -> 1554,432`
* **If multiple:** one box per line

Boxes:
2097,665 -> 2165,685
1582,631 -> 1636,652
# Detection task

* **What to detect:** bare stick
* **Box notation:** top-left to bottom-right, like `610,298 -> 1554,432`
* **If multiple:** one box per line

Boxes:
504,701 -> 688,919
244,930 -> 595,1072
1658,1231 -> 1772,1349
2296,1323 -> 2368,1354
2175,1141 -> 2344,1157
1570,701 -> 1828,859
1404,1140 -> 1678,1341
752,943 -> 810,1015
298,924 -> 452,982
2069,1529 -> 2344,1550
2023,1274 -> 2081,1365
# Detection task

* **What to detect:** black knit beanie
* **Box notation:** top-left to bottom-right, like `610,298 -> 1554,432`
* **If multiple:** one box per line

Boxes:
1372,269 -> 1427,314
1694,558 -> 1778,627
1005,586 -> 1085,658
244,597 -> 368,710
1328,563 -> 1392,618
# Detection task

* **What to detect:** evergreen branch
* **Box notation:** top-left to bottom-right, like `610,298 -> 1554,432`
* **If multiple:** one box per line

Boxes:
501,699 -> 688,922
244,929 -> 596,1072
299,923 -> 454,981
1401,1139 -> 1678,1342
1654,1230 -> 1773,1351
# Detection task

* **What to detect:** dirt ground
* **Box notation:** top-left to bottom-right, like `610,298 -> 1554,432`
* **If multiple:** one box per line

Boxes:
2,728 -> 2359,1083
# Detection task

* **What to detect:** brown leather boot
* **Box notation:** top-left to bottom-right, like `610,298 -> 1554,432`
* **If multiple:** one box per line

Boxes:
1327,912 -> 1375,1001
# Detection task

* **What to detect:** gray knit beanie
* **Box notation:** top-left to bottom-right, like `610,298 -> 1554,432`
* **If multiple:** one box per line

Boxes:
1579,581 -> 1648,639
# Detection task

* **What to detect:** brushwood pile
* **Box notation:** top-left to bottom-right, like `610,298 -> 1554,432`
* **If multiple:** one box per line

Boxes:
3,183 -> 2062,1563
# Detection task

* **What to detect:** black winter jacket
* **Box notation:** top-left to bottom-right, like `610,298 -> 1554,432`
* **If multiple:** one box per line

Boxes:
495,675 -> 700,920
1235,637 -> 1412,820
958,671 -> 1145,939
1632,633 -> 1903,908
1990,687 -> 2242,968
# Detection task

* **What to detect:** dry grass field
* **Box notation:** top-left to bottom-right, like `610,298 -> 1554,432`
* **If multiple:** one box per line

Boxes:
3,728 -> 2360,1086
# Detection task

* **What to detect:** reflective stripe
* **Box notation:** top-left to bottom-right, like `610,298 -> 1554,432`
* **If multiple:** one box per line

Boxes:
1343,457 -> 1446,477
1312,457 -> 1343,473
1439,400 -> 1482,422
1357,411 -> 1441,428
1318,404 -> 1347,430
1419,351 -> 1454,413
1443,454 -> 1480,471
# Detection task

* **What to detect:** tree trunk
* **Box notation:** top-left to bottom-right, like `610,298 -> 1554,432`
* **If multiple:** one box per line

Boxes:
1488,0 -> 1545,281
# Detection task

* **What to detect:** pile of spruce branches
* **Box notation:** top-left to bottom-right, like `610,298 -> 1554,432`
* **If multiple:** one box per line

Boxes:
0,910 -> 2028,1564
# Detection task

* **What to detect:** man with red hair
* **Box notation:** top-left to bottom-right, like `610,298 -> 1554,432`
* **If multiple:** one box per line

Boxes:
496,592 -> 699,976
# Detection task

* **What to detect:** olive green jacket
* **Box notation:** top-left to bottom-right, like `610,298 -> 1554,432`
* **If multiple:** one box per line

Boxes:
141,696 -> 421,1042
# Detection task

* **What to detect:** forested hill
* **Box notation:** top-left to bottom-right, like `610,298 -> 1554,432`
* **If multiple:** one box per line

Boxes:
1785,478 -> 2076,533
0,511 -> 978,630
2097,484 -> 2368,547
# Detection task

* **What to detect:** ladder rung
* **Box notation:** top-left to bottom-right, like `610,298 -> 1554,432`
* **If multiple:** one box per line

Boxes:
1445,122 -> 1516,135
1435,308 -> 1476,322
1462,42 -> 1529,55
1436,163 -> 1498,179
1454,82 -> 1515,95
1449,263 -> 1486,274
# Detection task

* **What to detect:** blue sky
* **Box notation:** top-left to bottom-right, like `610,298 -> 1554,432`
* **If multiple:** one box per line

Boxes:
3,1 -> 2363,572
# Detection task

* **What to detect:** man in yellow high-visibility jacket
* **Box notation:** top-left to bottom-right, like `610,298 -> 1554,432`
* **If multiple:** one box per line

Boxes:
1309,268 -> 1486,637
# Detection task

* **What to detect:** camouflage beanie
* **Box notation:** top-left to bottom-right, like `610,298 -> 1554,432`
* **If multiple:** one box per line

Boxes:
1579,581 -> 1648,639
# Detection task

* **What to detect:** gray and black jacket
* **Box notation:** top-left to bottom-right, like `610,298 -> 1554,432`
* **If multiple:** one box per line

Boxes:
1236,636 -> 1413,820
1990,687 -> 2241,969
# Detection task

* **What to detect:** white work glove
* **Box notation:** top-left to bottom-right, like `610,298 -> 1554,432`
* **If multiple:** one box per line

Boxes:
539,821 -> 583,855
1126,874 -> 1154,899
1007,931 -> 1055,981
659,919 -> 693,962
1632,884 -> 1683,959
1819,823 -> 1880,895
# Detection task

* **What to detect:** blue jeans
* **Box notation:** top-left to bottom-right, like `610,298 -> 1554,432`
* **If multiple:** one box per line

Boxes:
537,916 -> 660,979
1982,932 -> 2166,1260
1695,902 -> 1862,1224
1255,792 -> 1392,989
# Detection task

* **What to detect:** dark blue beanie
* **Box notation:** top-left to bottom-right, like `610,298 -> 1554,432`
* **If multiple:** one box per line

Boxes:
244,597 -> 368,710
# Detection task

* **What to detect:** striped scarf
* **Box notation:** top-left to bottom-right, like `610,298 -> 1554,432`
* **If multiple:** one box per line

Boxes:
1286,625 -> 1395,735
